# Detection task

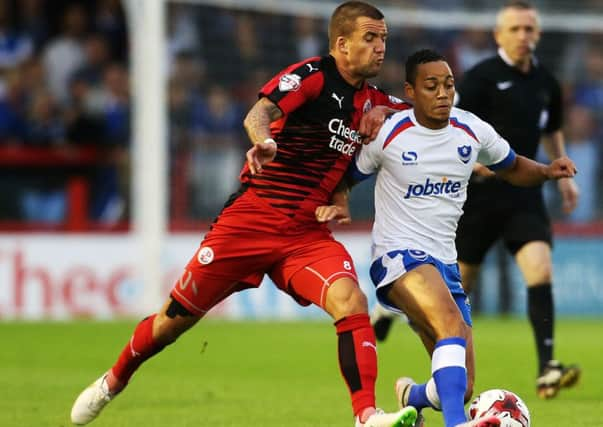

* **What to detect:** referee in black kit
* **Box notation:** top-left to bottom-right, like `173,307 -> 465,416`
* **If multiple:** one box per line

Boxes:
454,0 -> 580,399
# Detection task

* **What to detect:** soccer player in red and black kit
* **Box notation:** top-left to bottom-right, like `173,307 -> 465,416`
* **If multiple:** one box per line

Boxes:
70,2 -> 417,427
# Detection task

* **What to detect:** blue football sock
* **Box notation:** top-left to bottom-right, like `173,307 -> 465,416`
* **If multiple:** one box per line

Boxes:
432,337 -> 467,427
407,383 -> 430,410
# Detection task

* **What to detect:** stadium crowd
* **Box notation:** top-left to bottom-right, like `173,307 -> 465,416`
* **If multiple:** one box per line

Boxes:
0,0 -> 601,226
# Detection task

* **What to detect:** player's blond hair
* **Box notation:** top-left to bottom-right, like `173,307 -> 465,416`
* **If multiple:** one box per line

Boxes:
328,1 -> 384,50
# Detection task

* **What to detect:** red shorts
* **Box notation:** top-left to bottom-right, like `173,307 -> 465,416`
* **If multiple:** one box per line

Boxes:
170,192 -> 358,315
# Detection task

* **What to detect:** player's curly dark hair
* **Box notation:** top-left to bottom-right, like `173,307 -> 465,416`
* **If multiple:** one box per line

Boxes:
329,1 -> 384,49
405,49 -> 447,85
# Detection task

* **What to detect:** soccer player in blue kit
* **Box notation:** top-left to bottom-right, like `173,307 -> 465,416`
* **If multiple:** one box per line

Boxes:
317,49 -> 577,427
371,1 -> 581,400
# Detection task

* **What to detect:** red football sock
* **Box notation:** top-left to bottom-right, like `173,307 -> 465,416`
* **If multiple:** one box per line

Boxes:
335,313 -> 377,417
110,314 -> 165,386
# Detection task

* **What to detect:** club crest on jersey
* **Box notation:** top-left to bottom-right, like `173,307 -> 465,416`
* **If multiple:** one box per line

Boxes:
457,145 -> 472,164
363,99 -> 372,113
278,73 -> 301,92
408,249 -> 428,261
197,246 -> 214,265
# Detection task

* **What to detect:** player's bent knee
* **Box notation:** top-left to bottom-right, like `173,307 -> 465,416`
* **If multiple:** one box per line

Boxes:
340,288 -> 368,315
325,282 -> 368,319
432,308 -> 468,341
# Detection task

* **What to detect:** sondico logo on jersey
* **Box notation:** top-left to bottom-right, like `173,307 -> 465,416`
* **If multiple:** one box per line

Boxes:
328,119 -> 361,156
404,177 -> 461,199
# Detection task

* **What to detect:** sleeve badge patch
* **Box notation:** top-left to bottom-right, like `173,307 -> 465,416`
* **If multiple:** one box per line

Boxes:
278,73 -> 302,92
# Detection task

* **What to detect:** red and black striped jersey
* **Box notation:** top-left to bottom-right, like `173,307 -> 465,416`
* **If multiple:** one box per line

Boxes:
239,55 -> 410,224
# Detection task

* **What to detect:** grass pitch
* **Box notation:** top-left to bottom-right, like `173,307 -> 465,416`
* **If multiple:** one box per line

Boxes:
1,317 -> 601,426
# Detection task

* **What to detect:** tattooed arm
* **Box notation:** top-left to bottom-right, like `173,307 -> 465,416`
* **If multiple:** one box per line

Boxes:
243,97 -> 283,174
243,97 -> 283,145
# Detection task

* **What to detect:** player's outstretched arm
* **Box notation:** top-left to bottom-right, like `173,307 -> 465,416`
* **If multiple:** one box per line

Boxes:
243,97 -> 282,174
496,155 -> 577,187
541,130 -> 580,214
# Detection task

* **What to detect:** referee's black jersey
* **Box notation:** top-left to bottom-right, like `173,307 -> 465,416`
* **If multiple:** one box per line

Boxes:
457,53 -> 562,201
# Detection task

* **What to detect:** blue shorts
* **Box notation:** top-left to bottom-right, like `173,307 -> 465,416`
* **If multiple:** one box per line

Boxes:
369,249 -> 472,326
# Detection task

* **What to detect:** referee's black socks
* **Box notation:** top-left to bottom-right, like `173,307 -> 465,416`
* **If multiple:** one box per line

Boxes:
527,283 -> 554,374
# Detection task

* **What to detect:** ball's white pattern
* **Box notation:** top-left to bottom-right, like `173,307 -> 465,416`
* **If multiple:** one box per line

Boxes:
468,389 -> 530,427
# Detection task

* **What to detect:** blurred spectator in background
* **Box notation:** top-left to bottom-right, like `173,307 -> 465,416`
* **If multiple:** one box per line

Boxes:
0,0 -> 33,79
561,105 -> 599,222
169,51 -> 206,95
24,89 -> 64,145
168,78 -> 195,154
20,56 -> 47,97
88,62 -> 130,223
448,28 -> 495,75
191,84 -> 244,143
232,66 -> 270,108
64,75 -> 104,145
189,83 -> 244,218
167,77 -> 198,220
232,14 -> 263,75
42,3 -> 87,106
560,33 -> 603,89
65,32 -> 112,138
99,62 -> 129,145
572,40 -> 603,125
374,58 -> 405,97
19,0 -> 49,53
92,0 -> 127,61
293,16 -> 325,59
167,3 -> 201,63
0,69 -> 26,141
20,89 -> 67,223
72,33 -> 111,88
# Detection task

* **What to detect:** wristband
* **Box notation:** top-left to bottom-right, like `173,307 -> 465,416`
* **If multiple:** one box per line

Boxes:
263,138 -> 277,147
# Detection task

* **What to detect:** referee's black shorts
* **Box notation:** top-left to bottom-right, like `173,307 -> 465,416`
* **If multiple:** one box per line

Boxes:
456,190 -> 552,265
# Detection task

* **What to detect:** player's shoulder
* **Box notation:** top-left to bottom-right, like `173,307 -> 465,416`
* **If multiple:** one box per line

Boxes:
367,83 -> 403,101
450,106 -> 482,124
369,109 -> 414,149
268,56 -> 326,94
282,55 -> 325,77
449,107 -> 493,139
382,108 -> 413,130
